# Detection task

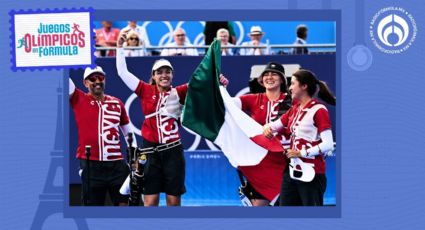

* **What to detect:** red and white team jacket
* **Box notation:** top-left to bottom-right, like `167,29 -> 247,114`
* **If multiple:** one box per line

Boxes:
280,99 -> 332,174
135,81 -> 188,144
239,92 -> 291,147
236,92 -> 290,201
70,88 -> 130,161
240,92 -> 288,125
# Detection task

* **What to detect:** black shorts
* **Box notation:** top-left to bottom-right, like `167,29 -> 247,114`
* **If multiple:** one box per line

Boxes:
80,159 -> 130,206
279,169 -> 327,206
141,139 -> 186,196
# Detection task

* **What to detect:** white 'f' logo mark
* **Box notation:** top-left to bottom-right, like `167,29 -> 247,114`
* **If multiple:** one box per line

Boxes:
377,14 -> 409,47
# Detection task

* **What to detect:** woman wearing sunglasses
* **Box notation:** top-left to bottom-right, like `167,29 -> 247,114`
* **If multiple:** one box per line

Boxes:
123,31 -> 146,57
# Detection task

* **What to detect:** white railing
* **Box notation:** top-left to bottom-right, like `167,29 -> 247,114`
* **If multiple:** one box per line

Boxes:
96,43 -> 336,55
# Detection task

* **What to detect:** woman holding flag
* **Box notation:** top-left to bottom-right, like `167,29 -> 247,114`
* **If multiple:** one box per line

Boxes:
116,32 -> 228,206
182,40 -> 289,207
263,69 -> 335,206
232,62 -> 292,206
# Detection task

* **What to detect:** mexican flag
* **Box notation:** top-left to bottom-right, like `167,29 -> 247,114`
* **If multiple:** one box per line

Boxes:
182,40 -> 286,202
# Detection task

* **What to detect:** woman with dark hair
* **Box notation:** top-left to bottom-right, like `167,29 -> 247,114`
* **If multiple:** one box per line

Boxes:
115,31 -> 188,207
116,31 -> 228,206
263,69 -> 335,206
232,62 -> 291,206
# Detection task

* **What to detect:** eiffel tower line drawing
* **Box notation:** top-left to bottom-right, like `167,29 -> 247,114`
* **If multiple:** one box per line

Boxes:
30,78 -> 89,230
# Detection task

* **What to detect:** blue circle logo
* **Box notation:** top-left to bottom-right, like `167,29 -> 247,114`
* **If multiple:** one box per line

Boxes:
370,7 -> 417,54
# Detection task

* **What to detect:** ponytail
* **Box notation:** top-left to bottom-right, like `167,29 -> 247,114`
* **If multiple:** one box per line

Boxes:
293,69 -> 336,106
317,80 -> 336,106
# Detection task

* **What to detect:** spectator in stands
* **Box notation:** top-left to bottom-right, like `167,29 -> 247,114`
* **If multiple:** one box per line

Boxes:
160,28 -> 199,56
291,24 -> 309,55
96,21 -> 120,57
121,21 -> 151,55
217,28 -> 234,56
204,21 -> 237,45
239,26 -> 270,56
123,31 -> 146,57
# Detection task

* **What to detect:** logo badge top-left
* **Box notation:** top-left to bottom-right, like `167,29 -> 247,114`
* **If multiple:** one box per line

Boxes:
9,8 -> 96,71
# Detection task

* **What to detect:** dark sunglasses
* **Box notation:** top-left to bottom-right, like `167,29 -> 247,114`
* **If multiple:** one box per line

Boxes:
129,37 -> 139,41
175,34 -> 185,37
87,75 -> 105,82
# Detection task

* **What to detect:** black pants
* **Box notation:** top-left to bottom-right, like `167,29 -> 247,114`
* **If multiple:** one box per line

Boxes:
80,159 -> 130,206
279,169 -> 327,206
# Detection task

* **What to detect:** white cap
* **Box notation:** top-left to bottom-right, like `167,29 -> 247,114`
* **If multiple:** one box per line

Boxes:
152,59 -> 173,73
249,26 -> 264,35
83,66 -> 105,80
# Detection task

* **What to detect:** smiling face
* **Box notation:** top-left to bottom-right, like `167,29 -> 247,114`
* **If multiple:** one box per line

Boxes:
152,67 -> 173,90
289,76 -> 307,101
84,73 -> 105,97
261,71 -> 283,91
127,35 -> 139,47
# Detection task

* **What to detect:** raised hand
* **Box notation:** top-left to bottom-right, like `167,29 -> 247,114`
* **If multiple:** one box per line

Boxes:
117,29 -> 131,48
219,74 -> 229,87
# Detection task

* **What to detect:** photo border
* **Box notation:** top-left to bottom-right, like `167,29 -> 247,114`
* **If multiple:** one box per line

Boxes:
64,9 -> 341,218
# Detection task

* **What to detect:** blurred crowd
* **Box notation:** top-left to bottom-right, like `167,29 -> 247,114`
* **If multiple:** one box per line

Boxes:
95,21 -> 312,57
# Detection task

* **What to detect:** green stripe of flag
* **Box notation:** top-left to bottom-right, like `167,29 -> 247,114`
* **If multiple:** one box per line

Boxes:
182,40 -> 224,141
